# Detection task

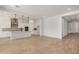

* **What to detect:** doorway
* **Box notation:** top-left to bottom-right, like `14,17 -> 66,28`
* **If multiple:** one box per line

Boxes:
62,14 -> 79,38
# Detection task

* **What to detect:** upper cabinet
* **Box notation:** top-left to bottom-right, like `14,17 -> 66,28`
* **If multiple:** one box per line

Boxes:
11,18 -> 18,28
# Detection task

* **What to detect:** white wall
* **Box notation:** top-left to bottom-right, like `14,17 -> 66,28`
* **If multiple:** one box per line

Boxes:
40,18 -> 44,36
43,11 -> 79,39
68,21 -> 76,33
68,21 -> 79,33
43,15 -> 62,39
75,22 -> 79,33
0,11 -> 11,38
62,19 -> 68,37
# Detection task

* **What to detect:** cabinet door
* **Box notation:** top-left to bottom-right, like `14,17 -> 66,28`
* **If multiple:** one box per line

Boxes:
11,18 -> 18,28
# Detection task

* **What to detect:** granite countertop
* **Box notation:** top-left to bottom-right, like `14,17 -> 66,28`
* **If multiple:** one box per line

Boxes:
2,28 -> 22,31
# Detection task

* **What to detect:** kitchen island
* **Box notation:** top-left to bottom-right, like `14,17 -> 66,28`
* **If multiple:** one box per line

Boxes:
10,31 -> 31,39
2,28 -> 31,39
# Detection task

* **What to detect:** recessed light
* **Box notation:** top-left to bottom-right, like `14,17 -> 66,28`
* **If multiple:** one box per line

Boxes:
67,8 -> 72,11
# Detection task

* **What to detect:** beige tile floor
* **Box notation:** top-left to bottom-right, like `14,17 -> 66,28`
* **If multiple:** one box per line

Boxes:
0,33 -> 79,54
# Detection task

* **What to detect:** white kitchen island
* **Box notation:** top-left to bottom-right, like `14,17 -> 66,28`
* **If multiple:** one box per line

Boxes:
2,28 -> 31,39
10,31 -> 31,39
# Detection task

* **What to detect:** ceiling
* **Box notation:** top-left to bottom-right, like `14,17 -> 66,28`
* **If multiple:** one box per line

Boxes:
0,5 -> 79,18
63,13 -> 79,23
